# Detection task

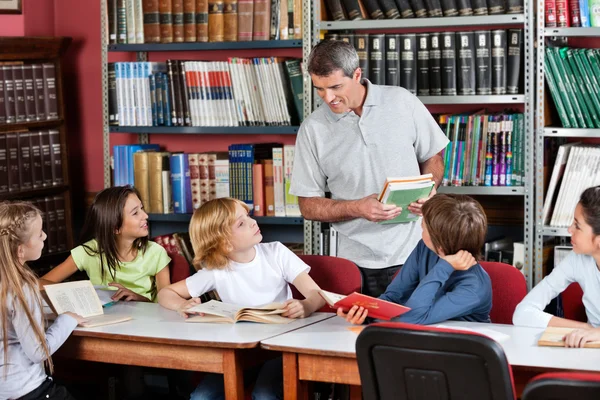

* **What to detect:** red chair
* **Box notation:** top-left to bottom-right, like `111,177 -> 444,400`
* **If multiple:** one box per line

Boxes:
356,322 -> 516,400
562,283 -> 586,322
522,372 -> 600,400
292,255 -> 362,312
480,261 -> 527,324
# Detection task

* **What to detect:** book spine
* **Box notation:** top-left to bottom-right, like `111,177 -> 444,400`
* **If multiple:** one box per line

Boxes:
7,133 -> 19,192
0,68 -> 5,124
45,197 -> 57,253
487,0 -> 505,14
32,65 -> 45,121
400,34 -> 417,94
506,0 -> 523,14
379,0 -> 401,18
556,0 -> 570,26
48,130 -> 63,186
23,65 -> 37,122
160,0 -> 174,42
237,0 -> 253,41
491,30 -> 507,95
196,0 -> 209,42
440,0 -> 458,15
170,153 -> 193,214
369,34 -> 386,85
325,0 -> 347,20
441,32 -> 457,96
506,29 -> 522,95
143,0 -> 161,43
117,0 -> 128,43
175,61 -> 189,126
417,33 -> 430,96
341,0 -> 365,19
184,0 -> 197,41
409,0 -> 428,16
167,61 -> 179,126
339,32 -> 355,45
42,63 -> 59,120
3,67 -> 15,124
54,195 -> 68,252
29,132 -> 42,189
172,0 -> 185,42
474,30 -> 492,95
252,0 -> 270,40
429,32 -> 442,96
224,0 -> 238,41
568,0 -> 581,26
362,0 -> 385,18
424,0 -> 443,16
546,0 -> 557,26
456,0 -> 473,15
12,66 -> 26,123
385,34 -> 401,87
108,0 -> 118,43
471,0 -> 487,14
0,134 -> 7,193
355,34 -> 370,81
456,31 -> 476,95
394,0 -> 415,17
18,132 -> 32,191
108,63 -> 119,125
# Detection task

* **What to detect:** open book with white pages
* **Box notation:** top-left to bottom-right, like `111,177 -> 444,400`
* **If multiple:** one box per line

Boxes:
185,300 -> 292,324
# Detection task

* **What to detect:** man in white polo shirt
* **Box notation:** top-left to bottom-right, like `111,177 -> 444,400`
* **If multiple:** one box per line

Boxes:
290,40 -> 449,297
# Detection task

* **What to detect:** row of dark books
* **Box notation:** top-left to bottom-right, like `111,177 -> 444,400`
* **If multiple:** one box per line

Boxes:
545,0 -> 600,27
0,130 -> 63,194
31,194 -> 69,255
545,47 -> 600,129
107,0 -> 302,44
0,63 -> 59,125
325,0 -> 523,20
108,59 -> 303,127
437,112 -> 524,187
327,29 -> 522,96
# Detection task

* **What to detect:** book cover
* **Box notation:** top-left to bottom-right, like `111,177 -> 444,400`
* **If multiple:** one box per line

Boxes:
417,33 -> 430,96
429,32 -> 442,96
18,132 -> 32,192
184,0 -> 197,41
441,32 -> 457,96
170,153 -> 193,214
237,0 -> 253,40
196,0 -> 209,42
0,67 -> 5,124
54,195 -> 68,252
456,31 -> 476,96
385,34 -> 401,87
12,65 -> 26,123
32,64 -> 44,120
0,134 -> 8,193
22,65 -> 37,122
546,0 -> 557,26
491,30 -> 507,95
252,0 -> 270,40
400,33 -> 417,94
319,290 -> 411,320
538,327 -> 600,348
42,63 -> 58,120
506,29 -> 522,95
369,34 -> 386,86
3,66 -> 16,124
143,0 -> 161,43
172,0 -> 185,42
474,30 -> 492,95
223,0 -> 238,41
45,196 -> 58,253
377,174 -> 434,224
185,300 -> 292,324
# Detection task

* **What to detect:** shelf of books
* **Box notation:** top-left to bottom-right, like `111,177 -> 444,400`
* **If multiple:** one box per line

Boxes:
544,128 -> 600,137
108,40 -> 303,52
321,14 -> 526,30
0,37 -> 75,265
535,0 -> 600,284
102,0 -> 308,253
308,0 -> 535,280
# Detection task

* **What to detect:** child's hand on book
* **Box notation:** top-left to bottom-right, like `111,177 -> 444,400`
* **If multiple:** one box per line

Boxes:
64,311 -> 89,326
407,186 -> 436,216
176,297 -> 203,318
441,250 -> 477,271
108,283 -> 148,302
563,327 -> 600,348
337,305 -> 368,325
358,194 -> 403,222
281,299 -> 309,319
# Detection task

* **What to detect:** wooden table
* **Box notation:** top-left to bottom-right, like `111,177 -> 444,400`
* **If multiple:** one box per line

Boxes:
260,318 -> 600,400
56,302 -> 333,400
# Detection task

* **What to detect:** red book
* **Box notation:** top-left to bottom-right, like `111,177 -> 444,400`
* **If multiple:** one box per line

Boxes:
545,0 -> 557,27
555,0 -> 570,27
319,290 -> 411,321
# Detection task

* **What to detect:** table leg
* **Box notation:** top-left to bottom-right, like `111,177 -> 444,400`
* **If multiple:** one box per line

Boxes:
223,349 -> 244,400
284,352 -> 309,400
349,385 -> 362,400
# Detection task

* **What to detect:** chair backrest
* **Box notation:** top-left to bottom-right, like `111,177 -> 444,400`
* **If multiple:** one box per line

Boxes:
522,372 -> 600,400
561,283 -> 586,322
356,322 -> 516,400
292,255 -> 362,312
480,261 -> 527,324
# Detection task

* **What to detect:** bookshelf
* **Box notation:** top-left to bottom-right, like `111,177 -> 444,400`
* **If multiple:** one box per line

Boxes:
304,0 -> 535,288
535,4 -> 600,284
100,1 -> 307,245
0,37 -> 75,265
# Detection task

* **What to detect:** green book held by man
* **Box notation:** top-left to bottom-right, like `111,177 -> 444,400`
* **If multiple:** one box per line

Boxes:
378,173 -> 435,224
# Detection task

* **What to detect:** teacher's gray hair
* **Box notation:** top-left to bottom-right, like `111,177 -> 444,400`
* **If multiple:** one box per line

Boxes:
307,40 -> 359,78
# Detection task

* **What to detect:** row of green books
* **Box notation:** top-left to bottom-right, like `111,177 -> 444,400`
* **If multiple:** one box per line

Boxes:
545,47 -> 600,129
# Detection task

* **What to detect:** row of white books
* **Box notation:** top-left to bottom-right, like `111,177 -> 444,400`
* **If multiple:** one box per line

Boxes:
543,144 -> 600,228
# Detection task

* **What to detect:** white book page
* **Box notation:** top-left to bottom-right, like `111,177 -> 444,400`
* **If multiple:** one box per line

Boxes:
44,280 -> 104,318
319,290 -> 347,307
94,285 -> 118,306
186,300 -> 242,320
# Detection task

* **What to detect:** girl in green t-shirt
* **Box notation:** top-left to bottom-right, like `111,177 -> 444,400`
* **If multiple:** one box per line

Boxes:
40,186 -> 171,303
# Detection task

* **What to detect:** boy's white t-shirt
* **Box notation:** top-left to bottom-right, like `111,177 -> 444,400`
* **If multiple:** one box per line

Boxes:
185,242 -> 310,307
513,251 -> 600,328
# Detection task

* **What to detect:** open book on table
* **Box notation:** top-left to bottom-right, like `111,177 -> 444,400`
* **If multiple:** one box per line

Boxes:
43,280 -> 132,328
538,326 -> 600,348
319,290 -> 411,320
377,173 -> 435,224
185,300 -> 292,324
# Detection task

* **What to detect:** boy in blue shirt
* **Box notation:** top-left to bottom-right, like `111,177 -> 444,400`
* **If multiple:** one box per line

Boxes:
339,194 -> 492,325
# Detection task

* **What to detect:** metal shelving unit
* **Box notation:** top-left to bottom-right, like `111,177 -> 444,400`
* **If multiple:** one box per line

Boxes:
543,128 -> 600,138
109,126 -> 300,134
438,186 -> 525,196
304,1 -> 535,285
535,17 -> 600,285
321,14 -> 525,30
108,40 -> 302,52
